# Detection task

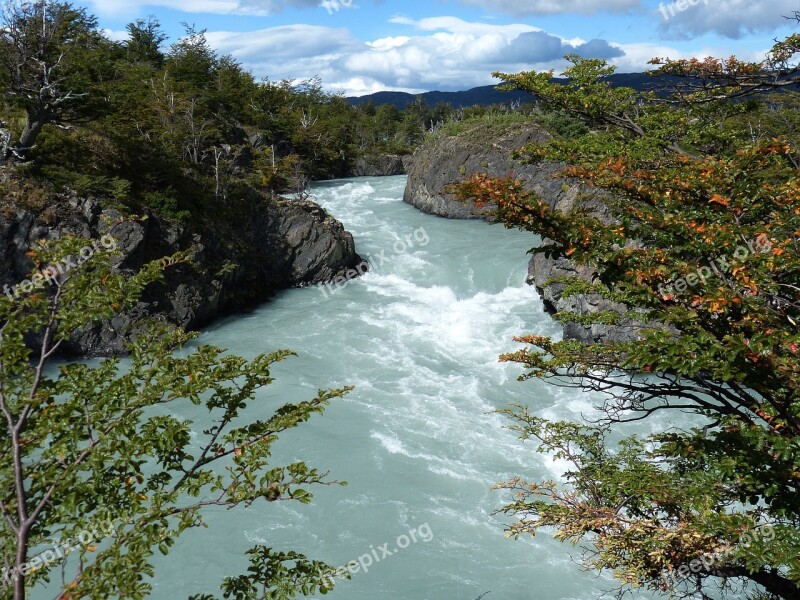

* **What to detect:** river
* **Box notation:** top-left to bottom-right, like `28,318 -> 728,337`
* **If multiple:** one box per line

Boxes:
143,175 -> 645,599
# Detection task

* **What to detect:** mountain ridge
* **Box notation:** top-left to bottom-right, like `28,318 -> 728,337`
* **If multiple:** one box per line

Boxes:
346,73 -> 661,109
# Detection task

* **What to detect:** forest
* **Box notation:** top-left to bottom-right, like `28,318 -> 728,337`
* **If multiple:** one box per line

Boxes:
0,2 -> 498,223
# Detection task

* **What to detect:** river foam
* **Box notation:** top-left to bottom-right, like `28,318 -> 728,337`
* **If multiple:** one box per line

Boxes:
134,176 -> 648,600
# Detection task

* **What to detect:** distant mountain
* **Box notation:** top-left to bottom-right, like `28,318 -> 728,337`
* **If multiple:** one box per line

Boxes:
347,73 -> 663,109
346,86 -> 531,109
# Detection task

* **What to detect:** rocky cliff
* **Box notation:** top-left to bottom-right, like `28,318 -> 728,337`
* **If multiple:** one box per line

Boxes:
0,184 -> 362,356
347,153 -> 410,178
403,122 -> 575,219
403,120 -> 638,344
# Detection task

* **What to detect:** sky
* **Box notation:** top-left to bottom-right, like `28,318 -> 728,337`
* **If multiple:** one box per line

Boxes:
88,0 -> 798,96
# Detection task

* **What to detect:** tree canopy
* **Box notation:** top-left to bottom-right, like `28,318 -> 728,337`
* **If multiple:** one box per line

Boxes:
0,4 -> 430,222
0,236 -> 349,600
0,0 -> 108,161
454,32 -> 800,600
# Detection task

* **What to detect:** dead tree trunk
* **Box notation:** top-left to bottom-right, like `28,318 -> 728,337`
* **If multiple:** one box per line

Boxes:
12,109 -> 47,160
0,122 -> 11,162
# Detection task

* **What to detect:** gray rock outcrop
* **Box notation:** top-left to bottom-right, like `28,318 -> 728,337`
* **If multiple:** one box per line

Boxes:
403,122 -> 578,219
0,187 -> 362,356
347,154 -> 410,177
402,120 -> 639,344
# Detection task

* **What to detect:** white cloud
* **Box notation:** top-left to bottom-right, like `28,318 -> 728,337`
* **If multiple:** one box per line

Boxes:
388,15 -> 542,36
326,77 -> 416,96
207,24 -> 360,60
206,24 -> 361,81
655,0 -> 796,39
102,28 -> 132,42
87,0 -> 323,18
455,0 -> 641,16
606,42 -> 686,72
203,16 -> 662,95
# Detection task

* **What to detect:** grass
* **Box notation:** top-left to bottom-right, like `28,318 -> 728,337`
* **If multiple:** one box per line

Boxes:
425,107 -> 589,143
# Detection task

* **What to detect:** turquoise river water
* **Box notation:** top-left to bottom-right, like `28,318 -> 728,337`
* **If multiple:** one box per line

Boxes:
43,176 -> 680,599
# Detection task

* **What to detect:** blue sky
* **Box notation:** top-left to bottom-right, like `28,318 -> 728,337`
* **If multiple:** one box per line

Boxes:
87,0 -> 797,95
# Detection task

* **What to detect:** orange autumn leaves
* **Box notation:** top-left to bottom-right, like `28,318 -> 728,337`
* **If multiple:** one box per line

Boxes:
452,139 -> 798,343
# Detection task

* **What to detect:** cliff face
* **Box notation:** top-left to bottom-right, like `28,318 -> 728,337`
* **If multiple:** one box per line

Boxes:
0,187 -> 361,356
403,122 -> 578,219
402,120 -> 638,344
347,154 -> 410,177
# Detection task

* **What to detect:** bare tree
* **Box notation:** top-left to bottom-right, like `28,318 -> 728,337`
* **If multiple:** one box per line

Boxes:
0,0 -> 100,162
0,120 -> 11,157
288,156 -> 310,200
212,143 -> 242,202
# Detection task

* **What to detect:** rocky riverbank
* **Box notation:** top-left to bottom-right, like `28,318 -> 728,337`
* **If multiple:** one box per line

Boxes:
0,182 -> 362,356
347,153 -> 410,177
402,122 -> 572,218
402,120 -> 638,344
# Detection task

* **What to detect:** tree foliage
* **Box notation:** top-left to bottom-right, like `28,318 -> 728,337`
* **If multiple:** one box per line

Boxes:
0,0 -> 107,161
0,5 -> 430,219
454,35 -> 800,600
0,237 -> 349,599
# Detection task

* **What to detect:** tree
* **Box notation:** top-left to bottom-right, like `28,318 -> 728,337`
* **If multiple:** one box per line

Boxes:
0,235 -> 348,599
124,17 -> 167,68
0,1 -> 419,210
401,96 -> 429,145
0,0 -> 105,162
167,24 -> 216,92
453,40 -> 800,599
648,32 -> 800,103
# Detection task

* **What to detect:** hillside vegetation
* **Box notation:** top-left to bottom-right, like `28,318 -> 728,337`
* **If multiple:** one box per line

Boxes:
0,4 -> 466,222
